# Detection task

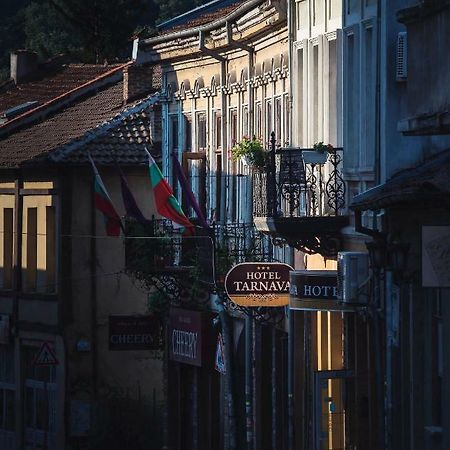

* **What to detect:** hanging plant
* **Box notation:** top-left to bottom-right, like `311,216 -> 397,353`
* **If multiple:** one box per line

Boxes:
313,142 -> 334,154
231,137 -> 269,169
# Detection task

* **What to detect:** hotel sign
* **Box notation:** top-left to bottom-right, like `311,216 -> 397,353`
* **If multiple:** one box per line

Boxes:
289,270 -> 353,311
225,263 -> 293,307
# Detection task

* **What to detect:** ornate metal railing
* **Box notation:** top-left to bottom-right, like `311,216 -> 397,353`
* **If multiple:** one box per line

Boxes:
213,222 -> 275,279
253,141 -> 346,219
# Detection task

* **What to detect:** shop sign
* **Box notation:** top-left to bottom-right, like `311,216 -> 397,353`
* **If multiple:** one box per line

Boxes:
290,270 -> 352,311
169,308 -> 211,367
224,263 -> 293,307
109,315 -> 160,350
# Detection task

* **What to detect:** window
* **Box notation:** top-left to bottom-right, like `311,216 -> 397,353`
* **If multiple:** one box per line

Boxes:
265,100 -> 272,145
25,207 -> 37,292
23,345 -> 56,450
46,207 -> 56,293
170,115 -> 179,153
230,110 -> 238,147
0,345 -> 15,444
196,113 -> 207,151
184,115 -> 192,151
275,97 -> 282,145
255,103 -> 262,140
328,39 -> 338,146
284,95 -> 290,146
242,105 -> 249,138
2,208 -> 13,290
313,44 -> 319,143
215,113 -> 222,150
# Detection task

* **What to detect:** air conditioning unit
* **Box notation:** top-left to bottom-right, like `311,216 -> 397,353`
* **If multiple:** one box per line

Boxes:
337,252 -> 369,304
396,31 -> 408,82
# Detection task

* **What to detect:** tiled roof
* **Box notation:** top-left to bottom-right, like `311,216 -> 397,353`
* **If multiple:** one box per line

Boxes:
159,1 -> 242,35
0,81 -> 159,167
0,63 -> 125,115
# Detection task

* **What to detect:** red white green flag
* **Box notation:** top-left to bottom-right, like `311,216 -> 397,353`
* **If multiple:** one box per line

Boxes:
145,149 -> 194,234
88,154 -> 122,237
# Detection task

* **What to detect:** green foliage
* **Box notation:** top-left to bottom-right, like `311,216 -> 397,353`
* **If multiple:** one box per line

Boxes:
23,2 -> 81,61
231,137 -> 269,169
147,290 -> 170,315
312,142 -> 334,154
0,0 -> 213,82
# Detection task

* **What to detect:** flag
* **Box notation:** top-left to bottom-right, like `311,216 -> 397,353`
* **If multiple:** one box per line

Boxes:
88,154 -> 122,237
145,148 -> 194,234
172,153 -> 210,229
116,163 -> 149,226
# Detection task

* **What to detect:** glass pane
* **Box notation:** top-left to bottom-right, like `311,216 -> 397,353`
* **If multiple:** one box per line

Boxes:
35,389 -> 49,431
25,387 -> 34,428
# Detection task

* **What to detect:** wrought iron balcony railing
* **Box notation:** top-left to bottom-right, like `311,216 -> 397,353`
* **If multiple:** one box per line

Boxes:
253,146 -> 346,219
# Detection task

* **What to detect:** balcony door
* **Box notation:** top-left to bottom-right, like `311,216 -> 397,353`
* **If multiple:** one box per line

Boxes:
182,152 -> 207,219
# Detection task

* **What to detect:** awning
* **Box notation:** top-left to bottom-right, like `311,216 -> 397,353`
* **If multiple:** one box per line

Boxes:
351,149 -> 450,211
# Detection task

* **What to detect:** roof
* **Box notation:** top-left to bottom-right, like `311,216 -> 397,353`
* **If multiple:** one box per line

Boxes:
0,81 -> 160,167
158,1 -> 242,35
0,63 -> 126,120
158,0 -> 240,31
351,149 -> 450,211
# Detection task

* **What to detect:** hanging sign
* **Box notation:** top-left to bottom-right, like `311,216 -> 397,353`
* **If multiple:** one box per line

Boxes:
225,262 -> 293,307
289,270 -> 352,311
168,308 -> 216,367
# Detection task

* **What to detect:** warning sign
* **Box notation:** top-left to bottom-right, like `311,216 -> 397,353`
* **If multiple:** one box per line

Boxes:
215,333 -> 226,374
33,342 -> 59,366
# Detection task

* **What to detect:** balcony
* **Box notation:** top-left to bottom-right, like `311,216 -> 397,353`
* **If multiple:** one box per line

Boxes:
252,147 -> 349,257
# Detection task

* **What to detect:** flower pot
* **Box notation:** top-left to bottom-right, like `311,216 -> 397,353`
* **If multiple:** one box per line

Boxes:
302,150 -> 328,165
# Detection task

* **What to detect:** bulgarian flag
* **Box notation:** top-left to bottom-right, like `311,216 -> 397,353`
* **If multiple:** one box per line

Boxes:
145,148 -> 194,235
88,154 -> 123,237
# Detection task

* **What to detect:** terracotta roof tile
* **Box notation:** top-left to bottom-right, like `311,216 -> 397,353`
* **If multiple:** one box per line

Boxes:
0,64 -> 125,115
0,82 -> 130,166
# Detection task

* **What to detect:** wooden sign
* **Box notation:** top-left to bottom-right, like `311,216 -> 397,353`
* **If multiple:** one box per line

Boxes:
225,263 -> 293,307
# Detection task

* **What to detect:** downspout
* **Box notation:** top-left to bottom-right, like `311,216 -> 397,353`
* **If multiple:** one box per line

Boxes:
287,1 -> 295,449
375,0 -> 382,184
225,23 -> 256,450
198,33 -> 237,450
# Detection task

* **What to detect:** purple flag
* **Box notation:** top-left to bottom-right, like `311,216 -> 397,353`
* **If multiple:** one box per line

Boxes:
172,153 -> 210,229
116,164 -> 149,226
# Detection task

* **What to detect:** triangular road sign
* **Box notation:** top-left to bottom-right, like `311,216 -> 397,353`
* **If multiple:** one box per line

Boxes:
215,333 -> 226,374
33,342 -> 59,366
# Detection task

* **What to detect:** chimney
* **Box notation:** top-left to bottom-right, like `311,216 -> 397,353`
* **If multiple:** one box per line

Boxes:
123,64 -> 157,103
10,50 -> 39,84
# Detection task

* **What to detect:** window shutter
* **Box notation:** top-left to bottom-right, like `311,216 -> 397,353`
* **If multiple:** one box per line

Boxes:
396,32 -> 408,82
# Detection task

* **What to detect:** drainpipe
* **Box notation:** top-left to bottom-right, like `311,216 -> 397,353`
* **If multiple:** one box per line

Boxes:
286,1 -> 295,449
225,23 -> 256,450
375,0 -> 382,185
198,34 -> 237,450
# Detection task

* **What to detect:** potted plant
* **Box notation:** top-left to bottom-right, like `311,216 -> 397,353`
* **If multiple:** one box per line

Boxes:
231,137 -> 269,170
302,142 -> 334,164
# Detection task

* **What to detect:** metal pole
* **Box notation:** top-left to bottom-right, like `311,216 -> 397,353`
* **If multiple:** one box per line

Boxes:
216,296 -> 237,450
287,308 -> 294,450
385,270 -> 393,450
272,326 -> 277,450
245,311 -> 254,450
